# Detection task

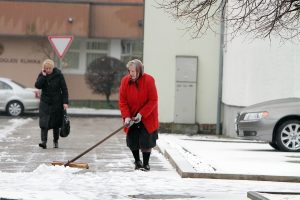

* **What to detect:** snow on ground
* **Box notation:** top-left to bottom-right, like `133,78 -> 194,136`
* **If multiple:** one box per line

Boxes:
0,118 -> 32,141
159,134 -> 300,177
67,108 -> 121,116
1,117 -> 300,200
0,163 -> 300,200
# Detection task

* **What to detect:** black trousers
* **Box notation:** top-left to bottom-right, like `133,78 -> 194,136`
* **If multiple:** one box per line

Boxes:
41,128 -> 59,143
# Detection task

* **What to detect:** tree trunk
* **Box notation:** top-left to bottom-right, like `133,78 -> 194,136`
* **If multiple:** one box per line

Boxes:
105,94 -> 113,108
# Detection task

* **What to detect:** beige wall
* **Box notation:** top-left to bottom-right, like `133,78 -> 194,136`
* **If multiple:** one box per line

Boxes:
0,37 -> 44,87
0,1 -> 90,37
91,5 -> 143,39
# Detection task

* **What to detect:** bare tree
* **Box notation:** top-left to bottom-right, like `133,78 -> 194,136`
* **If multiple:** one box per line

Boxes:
85,56 -> 127,106
159,0 -> 300,40
32,37 -> 59,67
33,37 -> 54,58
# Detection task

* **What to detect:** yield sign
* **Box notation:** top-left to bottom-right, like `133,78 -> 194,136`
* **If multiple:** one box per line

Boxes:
48,36 -> 73,60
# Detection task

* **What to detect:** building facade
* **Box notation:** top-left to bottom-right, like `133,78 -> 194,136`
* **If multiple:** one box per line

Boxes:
0,0 -> 144,103
143,0 -> 221,133
144,0 -> 300,136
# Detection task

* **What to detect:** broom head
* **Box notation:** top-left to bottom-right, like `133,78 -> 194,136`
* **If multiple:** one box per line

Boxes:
51,161 -> 89,169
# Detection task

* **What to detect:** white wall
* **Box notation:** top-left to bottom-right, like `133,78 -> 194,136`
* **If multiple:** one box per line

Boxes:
223,36 -> 300,107
143,0 -> 221,124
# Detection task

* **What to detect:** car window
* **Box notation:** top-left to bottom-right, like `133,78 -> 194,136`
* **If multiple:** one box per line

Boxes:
11,80 -> 26,88
0,81 -> 12,90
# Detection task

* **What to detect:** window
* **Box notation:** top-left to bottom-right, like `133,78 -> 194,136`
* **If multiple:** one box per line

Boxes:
11,80 -> 25,88
86,53 -> 107,67
0,81 -> 12,90
62,39 -> 143,74
61,39 -> 110,74
63,40 -> 80,69
121,40 -> 143,64
86,41 -> 108,51
86,40 -> 109,67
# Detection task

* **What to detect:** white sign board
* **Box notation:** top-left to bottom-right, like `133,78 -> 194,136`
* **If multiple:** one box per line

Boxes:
48,36 -> 73,60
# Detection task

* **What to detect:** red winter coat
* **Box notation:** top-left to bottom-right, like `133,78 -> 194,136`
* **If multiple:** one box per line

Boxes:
119,73 -> 159,134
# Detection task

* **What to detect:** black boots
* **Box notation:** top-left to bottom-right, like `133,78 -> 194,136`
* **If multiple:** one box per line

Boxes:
142,152 -> 151,171
39,128 -> 48,149
134,160 -> 150,171
39,141 -> 58,149
143,164 -> 150,171
53,129 -> 59,148
131,150 -> 151,171
39,128 -> 59,149
53,141 -> 58,148
39,142 -> 47,149
132,150 -> 142,170
134,160 -> 143,170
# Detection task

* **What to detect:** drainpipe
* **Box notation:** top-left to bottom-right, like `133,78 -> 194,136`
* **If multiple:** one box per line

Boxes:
89,3 -> 93,39
142,0 -> 145,60
216,1 -> 225,135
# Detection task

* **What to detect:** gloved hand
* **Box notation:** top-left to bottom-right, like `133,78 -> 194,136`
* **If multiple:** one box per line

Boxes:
133,113 -> 142,123
124,117 -> 131,127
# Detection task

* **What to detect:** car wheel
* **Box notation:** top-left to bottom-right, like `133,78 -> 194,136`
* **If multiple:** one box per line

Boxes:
6,101 -> 24,117
275,120 -> 300,152
269,142 -> 280,150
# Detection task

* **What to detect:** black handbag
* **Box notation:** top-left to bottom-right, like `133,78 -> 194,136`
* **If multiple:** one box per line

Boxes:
60,110 -> 70,137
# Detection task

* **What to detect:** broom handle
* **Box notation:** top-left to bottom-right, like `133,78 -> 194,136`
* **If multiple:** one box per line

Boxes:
64,125 -> 125,167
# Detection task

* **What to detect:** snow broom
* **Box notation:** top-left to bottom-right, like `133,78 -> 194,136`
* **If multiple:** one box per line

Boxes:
51,121 -> 132,169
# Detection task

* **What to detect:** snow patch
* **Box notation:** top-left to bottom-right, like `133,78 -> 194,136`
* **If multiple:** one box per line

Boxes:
165,138 -> 216,172
0,118 -> 33,141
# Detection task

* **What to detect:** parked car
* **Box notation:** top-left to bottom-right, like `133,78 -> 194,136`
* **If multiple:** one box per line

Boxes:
235,98 -> 300,152
0,77 -> 40,116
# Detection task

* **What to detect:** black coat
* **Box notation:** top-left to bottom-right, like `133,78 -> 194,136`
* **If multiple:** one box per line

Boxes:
35,68 -> 69,130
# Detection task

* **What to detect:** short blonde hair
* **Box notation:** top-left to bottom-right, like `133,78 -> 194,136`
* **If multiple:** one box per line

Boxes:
42,59 -> 54,69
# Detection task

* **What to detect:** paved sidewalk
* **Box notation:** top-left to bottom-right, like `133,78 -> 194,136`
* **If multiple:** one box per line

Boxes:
0,117 -> 168,173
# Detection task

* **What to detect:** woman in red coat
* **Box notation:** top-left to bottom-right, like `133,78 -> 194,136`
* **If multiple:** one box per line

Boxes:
119,59 -> 159,171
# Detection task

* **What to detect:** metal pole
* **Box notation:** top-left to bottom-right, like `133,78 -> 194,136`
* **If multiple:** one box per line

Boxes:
57,55 -> 61,69
216,0 -> 225,135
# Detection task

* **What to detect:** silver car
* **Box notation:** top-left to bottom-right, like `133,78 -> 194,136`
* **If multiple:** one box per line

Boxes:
235,98 -> 300,152
0,77 -> 40,116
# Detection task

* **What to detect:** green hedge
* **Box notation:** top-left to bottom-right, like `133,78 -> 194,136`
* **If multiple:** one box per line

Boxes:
69,100 -> 119,109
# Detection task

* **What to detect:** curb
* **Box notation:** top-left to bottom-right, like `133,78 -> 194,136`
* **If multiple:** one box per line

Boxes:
156,138 -> 300,182
68,113 -> 121,118
247,191 -> 270,200
156,139 -> 196,178
22,110 -> 121,118
247,191 -> 300,200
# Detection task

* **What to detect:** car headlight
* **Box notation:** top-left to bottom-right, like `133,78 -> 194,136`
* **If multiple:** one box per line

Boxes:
243,111 -> 269,121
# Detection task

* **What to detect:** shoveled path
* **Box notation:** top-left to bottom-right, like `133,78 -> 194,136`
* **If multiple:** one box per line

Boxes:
0,117 -> 169,173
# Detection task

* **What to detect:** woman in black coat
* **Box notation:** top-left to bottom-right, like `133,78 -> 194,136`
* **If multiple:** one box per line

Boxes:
35,59 -> 69,149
